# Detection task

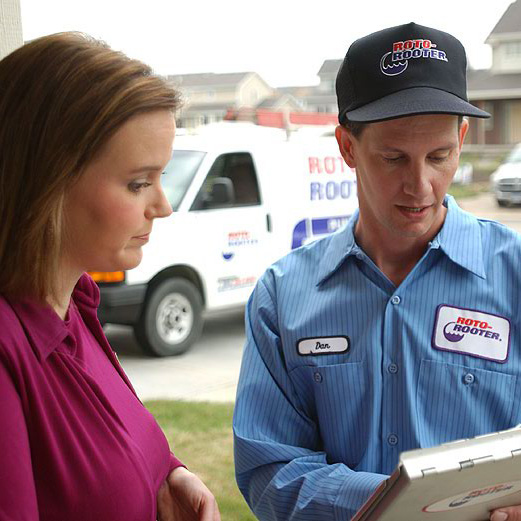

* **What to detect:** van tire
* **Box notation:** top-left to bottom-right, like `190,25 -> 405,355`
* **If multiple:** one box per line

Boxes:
135,278 -> 203,357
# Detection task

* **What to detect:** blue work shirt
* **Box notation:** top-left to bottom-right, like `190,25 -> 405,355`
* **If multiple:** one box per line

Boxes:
233,196 -> 521,521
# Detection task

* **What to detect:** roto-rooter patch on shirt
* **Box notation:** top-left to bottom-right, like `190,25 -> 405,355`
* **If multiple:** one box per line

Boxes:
432,304 -> 510,362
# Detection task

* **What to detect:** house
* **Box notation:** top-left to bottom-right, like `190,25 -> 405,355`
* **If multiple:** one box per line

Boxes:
169,70 -> 337,130
278,59 -> 340,114
467,0 -> 521,145
168,72 -> 273,129
274,1 -> 521,146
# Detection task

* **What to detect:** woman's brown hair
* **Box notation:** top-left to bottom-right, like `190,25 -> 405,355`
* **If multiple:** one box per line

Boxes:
0,32 -> 181,301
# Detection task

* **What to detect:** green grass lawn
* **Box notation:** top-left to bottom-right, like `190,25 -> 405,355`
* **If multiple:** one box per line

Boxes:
448,181 -> 489,200
145,400 -> 257,521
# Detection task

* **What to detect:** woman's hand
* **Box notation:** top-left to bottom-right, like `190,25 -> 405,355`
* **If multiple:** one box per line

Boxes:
157,467 -> 221,521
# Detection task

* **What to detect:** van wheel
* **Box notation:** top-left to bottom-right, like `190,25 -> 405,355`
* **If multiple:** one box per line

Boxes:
135,278 -> 203,356
497,199 -> 508,207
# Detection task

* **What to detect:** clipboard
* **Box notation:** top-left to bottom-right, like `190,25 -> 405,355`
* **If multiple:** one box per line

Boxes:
352,425 -> 521,521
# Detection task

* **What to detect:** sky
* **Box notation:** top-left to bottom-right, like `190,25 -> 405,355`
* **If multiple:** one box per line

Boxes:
20,0 -> 515,87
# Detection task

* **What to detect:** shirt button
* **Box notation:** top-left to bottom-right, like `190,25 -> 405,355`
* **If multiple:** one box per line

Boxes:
388,434 -> 398,446
356,252 -> 364,260
463,373 -> 475,385
391,295 -> 401,305
314,371 -> 323,383
388,363 -> 398,374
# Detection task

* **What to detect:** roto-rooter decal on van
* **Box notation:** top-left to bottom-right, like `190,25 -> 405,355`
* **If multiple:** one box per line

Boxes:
291,215 -> 349,249
433,304 -> 511,362
217,276 -> 256,292
422,481 -> 521,513
222,231 -> 259,261
308,155 -> 357,202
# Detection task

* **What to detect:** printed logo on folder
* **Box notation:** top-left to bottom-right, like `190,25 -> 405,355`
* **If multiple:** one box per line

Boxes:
423,480 -> 521,512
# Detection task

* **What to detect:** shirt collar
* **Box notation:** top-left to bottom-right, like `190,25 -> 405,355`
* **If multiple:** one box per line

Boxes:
6,273 -> 101,362
317,195 -> 486,285
436,195 -> 486,279
317,209 -> 360,285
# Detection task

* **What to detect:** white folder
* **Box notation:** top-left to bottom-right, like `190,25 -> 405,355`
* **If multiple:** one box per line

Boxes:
352,425 -> 521,521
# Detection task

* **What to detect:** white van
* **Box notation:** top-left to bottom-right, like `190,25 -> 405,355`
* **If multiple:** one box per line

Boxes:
94,123 -> 358,355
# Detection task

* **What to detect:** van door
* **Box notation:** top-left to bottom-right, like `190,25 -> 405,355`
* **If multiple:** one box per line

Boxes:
189,152 -> 270,308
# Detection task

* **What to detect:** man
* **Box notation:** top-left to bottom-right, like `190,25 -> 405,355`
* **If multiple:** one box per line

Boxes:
233,22 -> 521,521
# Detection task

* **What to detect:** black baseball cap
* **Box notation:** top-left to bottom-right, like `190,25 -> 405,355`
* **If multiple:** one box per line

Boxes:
336,22 -> 490,123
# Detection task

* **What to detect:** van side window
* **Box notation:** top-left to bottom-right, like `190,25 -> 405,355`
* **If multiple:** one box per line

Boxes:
190,152 -> 261,210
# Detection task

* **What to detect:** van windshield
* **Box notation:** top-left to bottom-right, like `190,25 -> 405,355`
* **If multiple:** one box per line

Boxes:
507,146 -> 521,164
161,150 -> 206,211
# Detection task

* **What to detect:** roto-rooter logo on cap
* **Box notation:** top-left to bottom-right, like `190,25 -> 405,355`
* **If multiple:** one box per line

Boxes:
433,305 -> 510,362
380,39 -> 448,76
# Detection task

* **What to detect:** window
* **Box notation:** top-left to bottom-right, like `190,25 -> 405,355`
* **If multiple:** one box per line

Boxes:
484,102 -> 494,132
505,42 -> 521,58
161,150 -> 206,211
190,152 -> 261,210
319,79 -> 334,93
506,144 -> 521,164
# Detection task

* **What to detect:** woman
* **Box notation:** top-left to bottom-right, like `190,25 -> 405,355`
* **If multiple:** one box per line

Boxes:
0,33 -> 220,521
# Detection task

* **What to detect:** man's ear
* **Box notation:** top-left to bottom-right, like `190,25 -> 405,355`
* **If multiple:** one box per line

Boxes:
335,125 -> 357,168
458,118 -> 469,151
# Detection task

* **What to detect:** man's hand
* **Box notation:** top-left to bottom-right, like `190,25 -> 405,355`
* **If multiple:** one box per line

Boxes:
157,467 -> 221,521
491,506 -> 521,521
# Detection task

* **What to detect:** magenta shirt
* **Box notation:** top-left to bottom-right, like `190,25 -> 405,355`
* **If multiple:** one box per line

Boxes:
0,274 -> 183,520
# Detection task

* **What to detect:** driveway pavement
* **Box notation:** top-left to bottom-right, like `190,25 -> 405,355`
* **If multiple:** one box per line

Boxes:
107,308 -> 246,402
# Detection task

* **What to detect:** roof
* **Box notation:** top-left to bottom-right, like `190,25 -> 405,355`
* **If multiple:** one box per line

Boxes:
317,59 -> 342,76
167,72 -> 254,88
487,1 -> 521,39
179,102 -> 231,113
300,95 -> 337,106
467,68 -> 521,99
277,86 -> 318,98
256,94 -> 302,110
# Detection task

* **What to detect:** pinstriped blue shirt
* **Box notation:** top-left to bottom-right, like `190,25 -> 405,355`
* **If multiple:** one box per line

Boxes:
233,196 -> 521,521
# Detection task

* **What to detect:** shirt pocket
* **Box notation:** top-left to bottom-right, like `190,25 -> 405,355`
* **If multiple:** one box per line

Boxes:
290,361 -> 368,467
416,359 -> 517,448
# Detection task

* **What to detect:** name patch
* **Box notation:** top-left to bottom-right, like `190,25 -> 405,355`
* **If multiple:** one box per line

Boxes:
297,336 -> 350,356
432,305 -> 510,362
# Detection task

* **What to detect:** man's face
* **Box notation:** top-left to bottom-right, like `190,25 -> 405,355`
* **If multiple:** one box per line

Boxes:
336,114 -> 468,245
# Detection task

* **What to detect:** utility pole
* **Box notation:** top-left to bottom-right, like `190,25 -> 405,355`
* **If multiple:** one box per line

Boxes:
0,0 -> 23,59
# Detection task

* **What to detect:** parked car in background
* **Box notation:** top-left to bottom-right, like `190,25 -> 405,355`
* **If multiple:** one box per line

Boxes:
90,123 -> 358,356
490,144 -> 521,206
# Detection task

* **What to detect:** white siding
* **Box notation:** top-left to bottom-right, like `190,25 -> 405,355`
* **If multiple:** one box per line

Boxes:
0,0 -> 23,59
492,41 -> 521,74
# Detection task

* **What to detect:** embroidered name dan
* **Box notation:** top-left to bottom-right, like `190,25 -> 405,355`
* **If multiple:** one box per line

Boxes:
297,336 -> 350,356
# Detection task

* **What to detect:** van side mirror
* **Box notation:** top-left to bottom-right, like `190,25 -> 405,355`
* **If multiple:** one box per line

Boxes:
206,177 -> 235,207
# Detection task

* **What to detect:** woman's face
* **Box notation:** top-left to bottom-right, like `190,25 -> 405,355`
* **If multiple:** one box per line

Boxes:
62,110 -> 175,275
